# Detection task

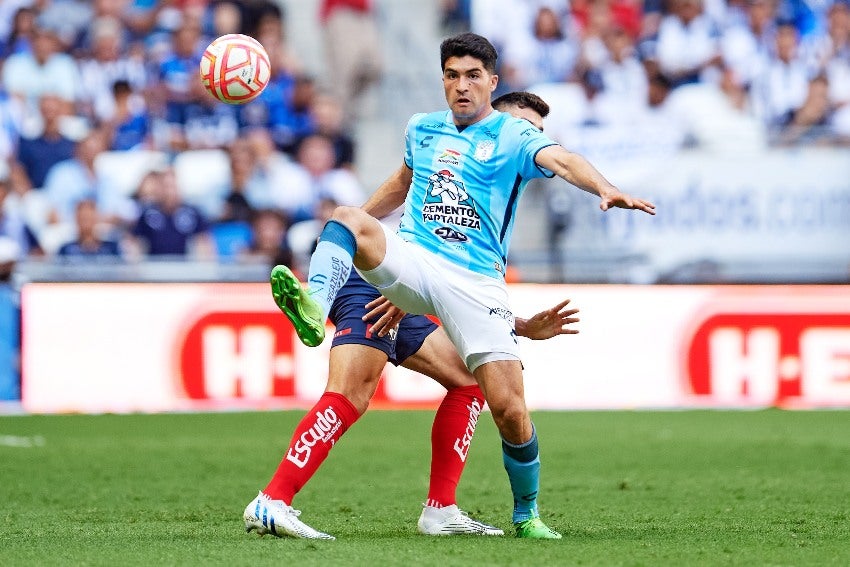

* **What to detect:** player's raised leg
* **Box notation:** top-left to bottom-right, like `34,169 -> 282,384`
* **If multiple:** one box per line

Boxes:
475,359 -> 562,539
271,207 -> 387,347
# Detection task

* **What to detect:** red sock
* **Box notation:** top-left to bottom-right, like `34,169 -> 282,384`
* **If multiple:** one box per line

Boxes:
426,384 -> 485,508
264,392 -> 361,504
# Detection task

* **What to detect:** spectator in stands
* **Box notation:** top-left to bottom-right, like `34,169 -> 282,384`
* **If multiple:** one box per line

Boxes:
128,167 -> 215,258
502,5 -> 580,90
270,74 -> 316,156
42,128 -> 134,227
77,16 -> 147,124
590,24 -> 650,124
56,198 -> 122,261
103,79 -> 151,151
319,0 -> 383,123
811,1 -> 850,141
220,137 -> 260,224
776,73 -> 833,144
3,161 -> 53,252
243,0 -> 286,40
752,21 -> 813,130
0,176 -> 40,258
0,87 -> 22,165
1,25 -> 82,109
0,0 -> 32,46
122,0 -> 184,42
813,0 -> 850,69
240,208 -> 295,269
15,93 -> 75,190
720,0 -> 777,90
0,6 -> 36,58
571,0 -> 638,39
236,34 -> 299,149
440,0 -> 472,34
305,93 -> 355,169
268,133 -> 363,224
158,19 -> 238,151
206,0 -> 242,37
35,0 -> 97,53
654,0 -> 723,88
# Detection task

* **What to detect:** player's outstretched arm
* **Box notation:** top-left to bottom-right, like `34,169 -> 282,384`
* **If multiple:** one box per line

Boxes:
535,145 -> 656,215
360,162 -> 414,219
515,299 -> 579,340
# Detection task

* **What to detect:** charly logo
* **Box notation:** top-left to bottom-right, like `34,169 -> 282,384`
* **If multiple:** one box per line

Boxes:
422,170 -> 480,232
285,408 -> 341,468
453,398 -> 482,462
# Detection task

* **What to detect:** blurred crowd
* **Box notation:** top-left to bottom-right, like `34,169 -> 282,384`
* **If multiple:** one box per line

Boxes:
1,0 -> 848,271
0,0 -> 378,273
446,0 -> 850,147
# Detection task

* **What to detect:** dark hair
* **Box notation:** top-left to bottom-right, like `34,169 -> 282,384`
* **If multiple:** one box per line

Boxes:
440,32 -> 498,73
491,91 -> 550,119
112,79 -> 132,96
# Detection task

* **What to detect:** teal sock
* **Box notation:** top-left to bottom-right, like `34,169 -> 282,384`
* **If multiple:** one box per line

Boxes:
306,220 -> 356,320
502,425 -> 540,523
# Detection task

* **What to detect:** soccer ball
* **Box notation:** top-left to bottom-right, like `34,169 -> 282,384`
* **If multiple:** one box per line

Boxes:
200,34 -> 271,104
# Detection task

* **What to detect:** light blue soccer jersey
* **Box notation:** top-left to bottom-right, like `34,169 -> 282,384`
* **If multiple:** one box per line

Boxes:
398,109 -> 557,279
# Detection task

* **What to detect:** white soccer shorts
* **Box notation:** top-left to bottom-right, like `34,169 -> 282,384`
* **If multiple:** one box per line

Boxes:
357,223 -> 520,372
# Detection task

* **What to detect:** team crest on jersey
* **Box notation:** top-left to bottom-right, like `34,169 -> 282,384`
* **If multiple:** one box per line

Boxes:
437,148 -> 461,166
474,140 -> 495,162
422,169 -> 481,232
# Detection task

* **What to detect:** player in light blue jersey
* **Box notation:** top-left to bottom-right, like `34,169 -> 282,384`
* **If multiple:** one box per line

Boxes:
270,32 -> 655,539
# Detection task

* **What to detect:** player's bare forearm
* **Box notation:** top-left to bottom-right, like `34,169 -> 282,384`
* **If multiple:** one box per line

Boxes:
536,145 -> 656,215
515,299 -> 580,340
360,162 -> 413,219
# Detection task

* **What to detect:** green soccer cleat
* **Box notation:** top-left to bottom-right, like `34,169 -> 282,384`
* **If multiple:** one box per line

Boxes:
514,517 -> 562,539
270,265 -> 326,347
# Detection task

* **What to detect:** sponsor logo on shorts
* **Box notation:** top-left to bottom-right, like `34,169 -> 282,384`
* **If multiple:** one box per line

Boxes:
488,306 -> 513,322
285,408 -> 341,468
453,398 -> 482,462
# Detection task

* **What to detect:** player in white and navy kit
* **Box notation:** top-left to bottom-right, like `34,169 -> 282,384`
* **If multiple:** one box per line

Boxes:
270,33 -> 655,538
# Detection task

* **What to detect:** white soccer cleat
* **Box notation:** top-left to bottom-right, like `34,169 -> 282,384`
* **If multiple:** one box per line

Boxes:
417,504 -> 504,536
243,491 -> 335,540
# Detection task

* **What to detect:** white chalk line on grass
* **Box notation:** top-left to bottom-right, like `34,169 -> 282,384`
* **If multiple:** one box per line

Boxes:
0,435 -> 46,447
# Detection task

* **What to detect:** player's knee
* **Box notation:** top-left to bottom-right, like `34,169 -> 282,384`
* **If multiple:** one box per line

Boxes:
331,206 -> 368,235
489,400 -> 527,432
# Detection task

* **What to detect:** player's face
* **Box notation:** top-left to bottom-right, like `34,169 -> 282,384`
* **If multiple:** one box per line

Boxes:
442,55 -> 498,125
505,105 -> 544,131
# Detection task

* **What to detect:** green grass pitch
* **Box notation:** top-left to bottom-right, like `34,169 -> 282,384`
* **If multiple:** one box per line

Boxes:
1,410 -> 849,566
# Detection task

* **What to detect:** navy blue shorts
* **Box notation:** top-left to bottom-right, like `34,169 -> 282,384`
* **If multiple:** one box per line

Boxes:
328,271 -> 438,366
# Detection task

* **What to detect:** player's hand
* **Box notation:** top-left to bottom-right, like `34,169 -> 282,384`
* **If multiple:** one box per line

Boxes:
363,296 -> 406,337
516,299 -> 579,340
600,191 -> 656,215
